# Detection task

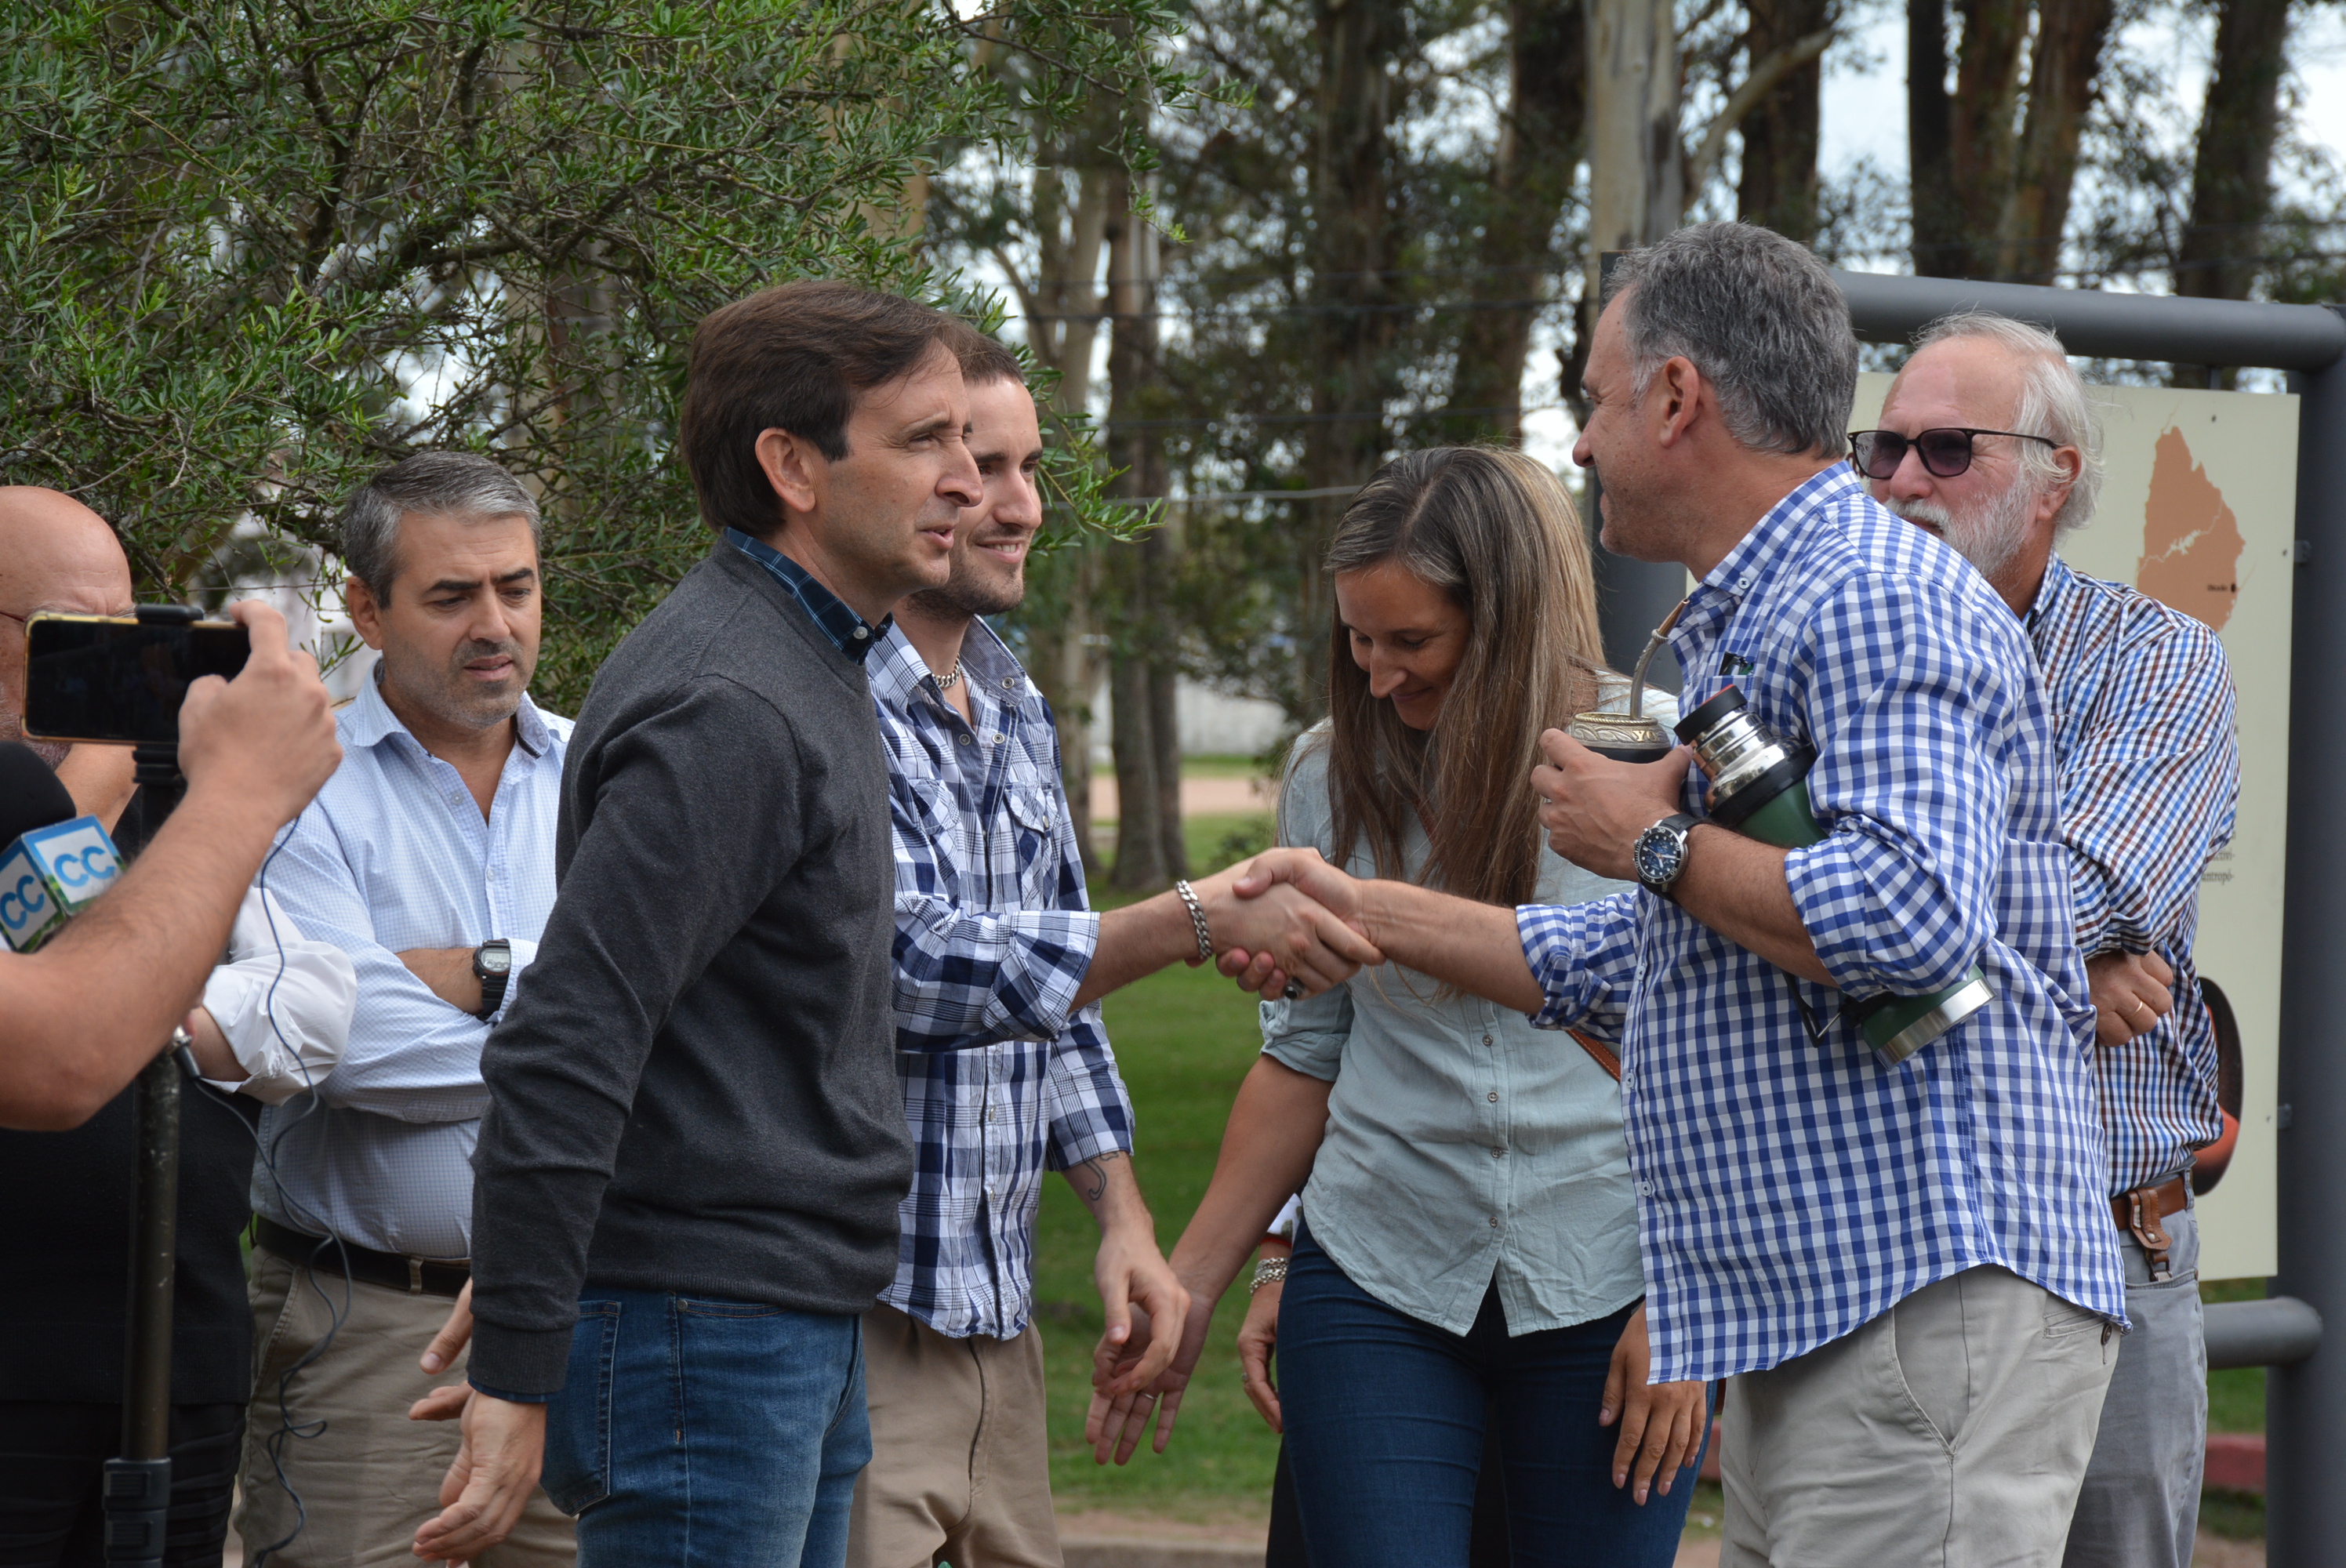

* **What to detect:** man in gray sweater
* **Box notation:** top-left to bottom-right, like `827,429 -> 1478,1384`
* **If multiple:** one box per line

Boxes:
418,283 -> 1378,1567
416,281 -> 982,1566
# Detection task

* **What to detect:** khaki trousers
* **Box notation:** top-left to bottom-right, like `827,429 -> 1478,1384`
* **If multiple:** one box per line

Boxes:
1720,1265 -> 2118,1568
234,1247 -> 575,1568
846,1303 -> 1061,1568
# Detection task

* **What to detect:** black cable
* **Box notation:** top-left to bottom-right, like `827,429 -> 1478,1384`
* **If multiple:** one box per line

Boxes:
180,826 -> 355,1567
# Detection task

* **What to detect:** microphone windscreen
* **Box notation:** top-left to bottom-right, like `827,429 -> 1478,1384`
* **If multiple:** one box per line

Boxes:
0,742 -> 77,848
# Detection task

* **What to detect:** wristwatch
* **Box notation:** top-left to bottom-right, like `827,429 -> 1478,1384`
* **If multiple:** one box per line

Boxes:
472,938 -> 513,1019
1632,814 -> 1702,901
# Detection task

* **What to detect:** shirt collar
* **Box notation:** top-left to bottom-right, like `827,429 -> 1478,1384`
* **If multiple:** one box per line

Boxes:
2025,552 -> 2077,633
724,527 -> 888,662
869,617 -> 1034,718
1697,464 -> 1863,606
347,665 -> 555,759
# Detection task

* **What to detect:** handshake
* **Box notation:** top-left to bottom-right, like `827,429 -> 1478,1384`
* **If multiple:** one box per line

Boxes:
1182,849 -> 1376,1001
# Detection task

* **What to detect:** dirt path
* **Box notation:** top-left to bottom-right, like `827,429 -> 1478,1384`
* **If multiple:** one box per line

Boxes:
1091,775 -> 1277,821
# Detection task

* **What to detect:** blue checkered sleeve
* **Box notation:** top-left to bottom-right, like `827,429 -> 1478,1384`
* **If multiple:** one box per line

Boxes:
1044,1003 -> 1135,1170
1781,569 -> 2024,1000
1518,889 -> 1641,1040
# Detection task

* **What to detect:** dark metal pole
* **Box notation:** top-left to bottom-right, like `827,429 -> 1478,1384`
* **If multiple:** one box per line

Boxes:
101,634 -> 193,1568
101,1047 -> 178,1568
2269,325 -> 2346,1568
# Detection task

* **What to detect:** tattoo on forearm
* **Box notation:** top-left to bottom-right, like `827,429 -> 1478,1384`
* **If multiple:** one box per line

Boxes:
1073,1150 -> 1128,1205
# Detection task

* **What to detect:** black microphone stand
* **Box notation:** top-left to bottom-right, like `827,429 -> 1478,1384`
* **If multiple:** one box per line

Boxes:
103,604 -> 198,1568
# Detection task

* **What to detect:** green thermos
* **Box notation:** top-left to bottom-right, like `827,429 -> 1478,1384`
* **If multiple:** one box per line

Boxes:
1673,685 -> 1995,1065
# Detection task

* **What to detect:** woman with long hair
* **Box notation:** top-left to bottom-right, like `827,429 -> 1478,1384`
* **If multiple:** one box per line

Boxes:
1095,447 -> 1707,1566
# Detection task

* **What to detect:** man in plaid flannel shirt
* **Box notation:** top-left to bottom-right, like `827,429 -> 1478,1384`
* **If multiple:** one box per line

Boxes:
1867,311 -> 2239,1568
847,332 -> 1379,1568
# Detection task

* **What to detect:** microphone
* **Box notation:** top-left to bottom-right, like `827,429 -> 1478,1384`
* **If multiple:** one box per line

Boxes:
0,741 -> 124,953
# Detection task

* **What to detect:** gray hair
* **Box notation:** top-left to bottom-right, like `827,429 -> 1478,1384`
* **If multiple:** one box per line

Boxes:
1602,222 -> 1858,458
339,452 -> 543,601
1910,311 -> 2105,534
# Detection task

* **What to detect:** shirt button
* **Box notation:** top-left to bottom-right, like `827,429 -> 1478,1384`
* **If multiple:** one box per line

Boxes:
959,733 -> 973,746
1489,1216 -> 1501,1229
1637,1181 -> 1654,1197
1487,1091 -> 1499,1103
1491,1147 -> 1505,1160
852,626 -> 869,639
1481,1033 -> 1494,1047
1001,677 -> 1018,690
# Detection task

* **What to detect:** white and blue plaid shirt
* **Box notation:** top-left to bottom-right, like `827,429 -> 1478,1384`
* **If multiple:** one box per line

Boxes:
871,619 -> 1133,1339
2029,554 -> 2238,1193
1519,466 -> 2126,1383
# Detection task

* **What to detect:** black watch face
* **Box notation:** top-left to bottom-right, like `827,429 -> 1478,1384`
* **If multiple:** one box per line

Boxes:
1632,826 -> 1683,888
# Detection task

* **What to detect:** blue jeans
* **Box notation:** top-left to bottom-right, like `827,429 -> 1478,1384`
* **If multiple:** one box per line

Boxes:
540,1288 -> 870,1568
1278,1223 -> 1703,1568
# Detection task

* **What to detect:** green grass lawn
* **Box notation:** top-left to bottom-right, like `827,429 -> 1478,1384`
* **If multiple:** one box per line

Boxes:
1033,953 -> 1282,1519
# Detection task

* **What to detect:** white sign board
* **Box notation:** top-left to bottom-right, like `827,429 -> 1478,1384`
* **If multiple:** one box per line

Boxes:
1854,372 -> 2297,1282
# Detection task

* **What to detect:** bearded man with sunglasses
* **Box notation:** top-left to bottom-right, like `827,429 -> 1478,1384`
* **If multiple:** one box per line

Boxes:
1861,311 -> 2239,1568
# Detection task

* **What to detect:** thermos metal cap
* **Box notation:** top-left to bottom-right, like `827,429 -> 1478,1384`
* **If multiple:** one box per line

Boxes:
1674,686 -> 1749,746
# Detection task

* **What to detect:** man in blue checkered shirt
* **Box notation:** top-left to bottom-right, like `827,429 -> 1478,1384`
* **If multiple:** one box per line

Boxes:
848,334 -> 1379,1568
1222,224 -> 2128,1566
1865,312 -> 2239,1568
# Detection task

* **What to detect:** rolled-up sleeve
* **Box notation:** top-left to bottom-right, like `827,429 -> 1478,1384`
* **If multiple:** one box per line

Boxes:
199,888 -> 358,1105
1517,891 -> 1640,1038
1261,982 -> 1356,1081
1043,1004 -> 1134,1169
1781,572 -> 2019,999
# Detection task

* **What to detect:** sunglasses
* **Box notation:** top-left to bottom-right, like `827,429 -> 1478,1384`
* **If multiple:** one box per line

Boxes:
1847,427 -> 2057,481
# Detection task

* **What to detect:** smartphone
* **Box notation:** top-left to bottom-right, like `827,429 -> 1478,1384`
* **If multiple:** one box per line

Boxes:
22,612 -> 250,746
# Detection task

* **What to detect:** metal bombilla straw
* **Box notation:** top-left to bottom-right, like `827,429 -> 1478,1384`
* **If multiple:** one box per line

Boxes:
1565,601 -> 1685,761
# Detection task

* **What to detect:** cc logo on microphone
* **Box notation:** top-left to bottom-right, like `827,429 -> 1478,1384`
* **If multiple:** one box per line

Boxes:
52,848 -> 116,888
0,873 -> 45,931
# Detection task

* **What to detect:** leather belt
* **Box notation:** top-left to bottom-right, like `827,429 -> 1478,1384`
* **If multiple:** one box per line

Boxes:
2110,1176 -> 2190,1282
253,1215 -> 470,1299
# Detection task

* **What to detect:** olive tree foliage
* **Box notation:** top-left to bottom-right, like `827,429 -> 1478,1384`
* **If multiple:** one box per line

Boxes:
0,0 -> 1178,705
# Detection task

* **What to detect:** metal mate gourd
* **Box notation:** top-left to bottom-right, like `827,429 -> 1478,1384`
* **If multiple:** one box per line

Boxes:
1563,605 -> 1679,763
1674,684 -> 1996,1065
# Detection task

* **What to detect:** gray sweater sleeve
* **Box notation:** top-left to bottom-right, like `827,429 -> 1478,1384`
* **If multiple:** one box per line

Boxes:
467,677 -> 804,1395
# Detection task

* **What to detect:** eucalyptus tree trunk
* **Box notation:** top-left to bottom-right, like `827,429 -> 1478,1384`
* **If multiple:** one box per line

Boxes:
1946,0 -> 2027,277
1297,0 -> 1407,723
1014,164 -> 1115,872
1738,0 -> 1828,241
1585,0 -> 1682,294
1444,0 -> 1585,443
1103,174 -> 1186,889
1908,0 -> 1961,274
1993,0 -> 2115,281
2174,0 -> 2291,315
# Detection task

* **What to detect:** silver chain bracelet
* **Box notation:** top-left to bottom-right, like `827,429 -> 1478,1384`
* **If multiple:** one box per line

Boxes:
1251,1257 -> 1290,1294
1173,878 -> 1213,963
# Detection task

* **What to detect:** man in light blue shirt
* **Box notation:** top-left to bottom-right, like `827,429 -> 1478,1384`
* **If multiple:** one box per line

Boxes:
232,452 -> 576,1568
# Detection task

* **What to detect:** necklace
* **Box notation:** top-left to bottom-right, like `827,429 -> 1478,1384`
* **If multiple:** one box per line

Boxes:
935,658 -> 964,691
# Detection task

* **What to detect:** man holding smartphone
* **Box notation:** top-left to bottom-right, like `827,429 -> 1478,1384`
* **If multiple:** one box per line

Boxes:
0,485 -> 343,1567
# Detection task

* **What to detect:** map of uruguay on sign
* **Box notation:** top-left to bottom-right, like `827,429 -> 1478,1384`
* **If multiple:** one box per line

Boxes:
1853,372 -> 2297,1281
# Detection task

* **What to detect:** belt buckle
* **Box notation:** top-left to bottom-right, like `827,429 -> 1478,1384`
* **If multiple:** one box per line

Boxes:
409,1257 -> 425,1296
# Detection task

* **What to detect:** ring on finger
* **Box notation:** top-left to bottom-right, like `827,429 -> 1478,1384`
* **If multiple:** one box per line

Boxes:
1282,979 -> 1306,1000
